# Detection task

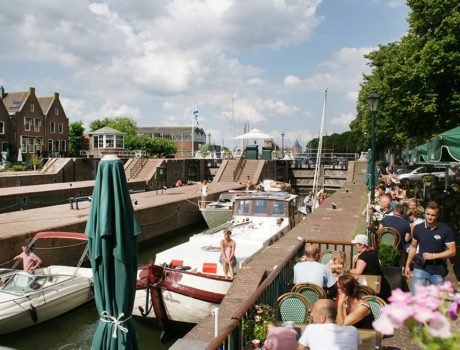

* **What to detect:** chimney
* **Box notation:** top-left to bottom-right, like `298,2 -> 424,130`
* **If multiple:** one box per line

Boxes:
29,87 -> 35,95
54,92 -> 59,100
0,86 -> 4,100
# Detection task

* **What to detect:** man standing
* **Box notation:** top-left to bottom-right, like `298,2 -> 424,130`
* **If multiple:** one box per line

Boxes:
297,299 -> 361,350
405,202 -> 456,291
13,244 -> 42,273
379,204 -> 411,263
293,245 -> 336,288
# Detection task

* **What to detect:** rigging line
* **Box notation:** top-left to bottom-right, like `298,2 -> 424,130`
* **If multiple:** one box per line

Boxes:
0,259 -> 14,266
27,198 -> 69,205
184,198 -> 199,207
0,201 -> 23,212
139,209 -> 177,226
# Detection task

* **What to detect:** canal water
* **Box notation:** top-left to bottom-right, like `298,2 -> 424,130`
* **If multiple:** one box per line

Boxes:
1,224 -> 205,350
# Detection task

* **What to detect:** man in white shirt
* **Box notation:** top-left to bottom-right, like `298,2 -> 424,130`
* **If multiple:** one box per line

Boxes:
298,299 -> 361,350
293,245 -> 336,288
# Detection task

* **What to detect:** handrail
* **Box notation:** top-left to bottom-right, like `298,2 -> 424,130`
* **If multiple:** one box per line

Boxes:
206,237 -> 305,350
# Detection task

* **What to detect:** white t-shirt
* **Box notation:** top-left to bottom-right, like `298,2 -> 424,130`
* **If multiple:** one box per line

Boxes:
293,261 -> 336,288
298,323 -> 361,350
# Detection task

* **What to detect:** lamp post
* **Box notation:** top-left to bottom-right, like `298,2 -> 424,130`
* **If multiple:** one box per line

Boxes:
367,88 -> 380,245
281,131 -> 285,154
208,133 -> 211,146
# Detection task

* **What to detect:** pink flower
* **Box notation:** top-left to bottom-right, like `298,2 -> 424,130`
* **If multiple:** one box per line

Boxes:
427,312 -> 451,339
438,281 -> 454,294
388,288 -> 413,305
384,304 -> 413,327
413,294 -> 441,311
373,313 -> 395,335
447,300 -> 460,321
254,315 -> 261,322
413,306 -> 435,323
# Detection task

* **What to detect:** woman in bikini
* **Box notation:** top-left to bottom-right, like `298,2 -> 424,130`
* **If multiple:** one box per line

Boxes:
336,274 -> 374,329
220,228 -> 236,278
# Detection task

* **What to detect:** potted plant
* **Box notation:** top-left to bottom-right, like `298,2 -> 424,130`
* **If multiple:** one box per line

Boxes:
378,243 -> 404,290
242,304 -> 275,345
422,175 -> 434,186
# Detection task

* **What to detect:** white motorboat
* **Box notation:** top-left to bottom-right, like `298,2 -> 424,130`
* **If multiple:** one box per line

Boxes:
134,192 -> 298,336
0,232 -> 93,335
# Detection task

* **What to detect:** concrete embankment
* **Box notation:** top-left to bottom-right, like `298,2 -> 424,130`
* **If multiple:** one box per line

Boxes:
0,182 -> 243,265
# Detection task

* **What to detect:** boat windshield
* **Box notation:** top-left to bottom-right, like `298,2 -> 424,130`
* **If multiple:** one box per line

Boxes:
1,273 -> 47,295
234,198 -> 289,217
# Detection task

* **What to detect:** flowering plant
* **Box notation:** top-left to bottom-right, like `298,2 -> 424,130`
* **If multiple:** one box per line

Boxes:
242,304 -> 275,343
373,281 -> 460,349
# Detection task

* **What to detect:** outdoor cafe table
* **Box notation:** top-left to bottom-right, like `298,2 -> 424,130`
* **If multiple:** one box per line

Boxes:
294,323 -> 381,350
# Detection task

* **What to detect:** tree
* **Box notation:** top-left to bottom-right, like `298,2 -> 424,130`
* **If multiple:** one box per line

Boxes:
351,0 -> 460,155
124,135 -> 177,157
90,117 -> 138,136
68,121 -> 85,157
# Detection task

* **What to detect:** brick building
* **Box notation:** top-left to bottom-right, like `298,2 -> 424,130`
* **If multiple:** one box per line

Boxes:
137,126 -> 207,158
0,86 -> 69,161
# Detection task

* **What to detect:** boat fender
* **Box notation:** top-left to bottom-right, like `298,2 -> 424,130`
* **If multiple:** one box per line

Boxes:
29,304 -> 38,323
174,266 -> 191,271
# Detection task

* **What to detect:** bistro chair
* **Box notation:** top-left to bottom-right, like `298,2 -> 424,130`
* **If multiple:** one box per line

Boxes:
292,282 -> 327,306
375,227 -> 401,249
275,292 -> 311,324
357,285 -> 376,298
319,250 -> 334,265
362,295 -> 386,320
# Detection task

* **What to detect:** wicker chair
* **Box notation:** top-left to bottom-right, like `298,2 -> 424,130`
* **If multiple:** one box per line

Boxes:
375,227 -> 401,249
275,292 -> 311,324
357,285 -> 376,297
319,250 -> 334,265
291,282 -> 327,306
362,295 -> 386,320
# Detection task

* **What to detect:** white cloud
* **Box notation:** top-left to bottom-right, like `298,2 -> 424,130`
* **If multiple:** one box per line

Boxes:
330,112 -> 355,128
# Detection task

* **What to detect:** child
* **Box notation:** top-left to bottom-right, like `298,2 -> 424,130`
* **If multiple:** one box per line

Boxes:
327,251 -> 347,277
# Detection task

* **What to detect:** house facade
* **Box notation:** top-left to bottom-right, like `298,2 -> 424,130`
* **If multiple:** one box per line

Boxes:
84,126 -> 126,158
0,86 -> 69,161
137,126 -> 207,158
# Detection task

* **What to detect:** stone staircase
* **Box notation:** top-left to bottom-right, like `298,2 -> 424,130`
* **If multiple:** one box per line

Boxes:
214,159 -> 240,182
124,158 -> 164,182
41,158 -> 71,174
237,160 -> 265,183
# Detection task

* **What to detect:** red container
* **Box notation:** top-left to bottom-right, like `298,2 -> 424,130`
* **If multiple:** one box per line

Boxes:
202,262 -> 217,274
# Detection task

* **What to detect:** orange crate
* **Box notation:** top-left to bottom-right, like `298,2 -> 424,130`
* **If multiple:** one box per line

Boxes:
202,263 -> 217,274
170,259 -> 184,267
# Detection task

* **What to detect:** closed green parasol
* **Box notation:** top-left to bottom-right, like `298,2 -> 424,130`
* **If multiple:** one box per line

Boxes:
85,155 -> 141,349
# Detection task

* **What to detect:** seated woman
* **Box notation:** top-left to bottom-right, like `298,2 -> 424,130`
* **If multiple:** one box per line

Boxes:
326,251 -> 347,277
348,234 -> 381,276
336,274 -> 374,329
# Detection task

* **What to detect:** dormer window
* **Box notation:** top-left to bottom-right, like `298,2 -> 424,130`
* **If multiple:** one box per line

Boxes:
30,104 -> 34,112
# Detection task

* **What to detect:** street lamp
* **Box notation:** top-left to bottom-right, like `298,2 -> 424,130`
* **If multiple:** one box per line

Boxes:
281,131 -> 285,153
208,133 -> 211,146
367,88 -> 380,244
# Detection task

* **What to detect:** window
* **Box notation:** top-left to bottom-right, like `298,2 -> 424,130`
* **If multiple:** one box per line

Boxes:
55,107 -> 59,115
27,138 -> 34,153
235,200 -> 250,215
105,135 -> 114,148
24,118 -> 32,131
34,118 -> 41,132
58,123 -> 63,133
253,200 -> 268,215
1,142 -> 7,153
271,201 -> 287,216
54,140 -> 59,151
30,104 -> 34,112
0,121 -> 4,134
93,135 -> 99,148
116,135 -> 124,148
60,140 -> 66,152
50,122 -> 55,133
48,139 -> 53,152
98,136 -> 103,148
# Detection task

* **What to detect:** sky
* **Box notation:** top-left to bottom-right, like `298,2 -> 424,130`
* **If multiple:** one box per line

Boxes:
0,0 -> 409,150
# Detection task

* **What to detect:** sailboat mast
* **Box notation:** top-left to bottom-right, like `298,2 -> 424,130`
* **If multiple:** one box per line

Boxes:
231,96 -> 235,153
191,102 -> 195,158
312,89 -> 327,208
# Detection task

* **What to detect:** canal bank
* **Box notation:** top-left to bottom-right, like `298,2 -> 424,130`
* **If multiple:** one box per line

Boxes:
0,181 -> 243,265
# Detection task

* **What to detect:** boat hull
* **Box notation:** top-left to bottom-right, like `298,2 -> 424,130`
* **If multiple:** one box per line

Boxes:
199,207 -> 233,229
134,264 -> 231,325
0,274 -> 93,334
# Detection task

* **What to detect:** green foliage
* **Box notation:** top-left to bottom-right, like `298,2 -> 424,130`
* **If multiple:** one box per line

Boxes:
68,121 -> 85,157
11,164 -> 28,171
378,244 -> 400,267
351,0 -> 460,154
200,144 -> 209,157
31,154 -> 41,168
90,117 -> 138,136
242,304 -> 275,342
307,131 -> 365,153
124,135 -> 177,157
